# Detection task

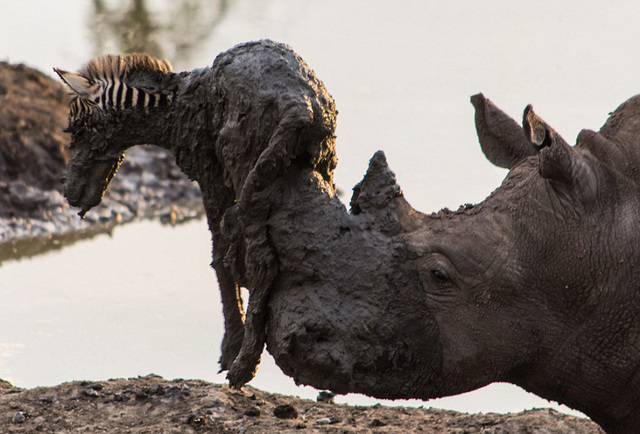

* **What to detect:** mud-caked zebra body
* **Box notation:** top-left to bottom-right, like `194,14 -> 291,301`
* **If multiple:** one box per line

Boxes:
55,40 -> 338,386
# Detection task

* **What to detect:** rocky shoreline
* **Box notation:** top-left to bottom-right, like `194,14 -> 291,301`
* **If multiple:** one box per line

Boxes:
0,144 -> 204,262
0,61 -> 604,432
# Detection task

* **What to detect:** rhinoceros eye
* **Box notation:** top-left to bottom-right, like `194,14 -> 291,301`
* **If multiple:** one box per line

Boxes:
430,268 -> 448,284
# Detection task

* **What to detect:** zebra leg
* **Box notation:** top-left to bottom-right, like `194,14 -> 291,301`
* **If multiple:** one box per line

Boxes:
212,229 -> 245,372
202,184 -> 246,373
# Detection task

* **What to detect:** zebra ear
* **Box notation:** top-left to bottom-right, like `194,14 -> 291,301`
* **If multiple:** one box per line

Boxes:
54,67 -> 93,96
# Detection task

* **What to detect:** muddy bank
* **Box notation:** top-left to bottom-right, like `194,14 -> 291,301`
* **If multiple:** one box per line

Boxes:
0,61 -> 203,263
0,376 -> 602,433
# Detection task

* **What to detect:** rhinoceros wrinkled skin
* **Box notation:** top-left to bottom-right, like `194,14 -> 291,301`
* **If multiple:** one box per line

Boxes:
57,40 -> 640,433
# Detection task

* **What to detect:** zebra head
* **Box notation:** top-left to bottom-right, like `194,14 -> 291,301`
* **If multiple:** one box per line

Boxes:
55,53 -> 175,217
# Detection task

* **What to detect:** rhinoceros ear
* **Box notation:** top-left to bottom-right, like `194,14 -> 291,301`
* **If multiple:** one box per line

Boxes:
523,105 -> 598,202
471,93 -> 536,169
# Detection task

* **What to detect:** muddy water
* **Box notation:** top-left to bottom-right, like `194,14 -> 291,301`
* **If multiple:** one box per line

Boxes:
2,0 -> 638,417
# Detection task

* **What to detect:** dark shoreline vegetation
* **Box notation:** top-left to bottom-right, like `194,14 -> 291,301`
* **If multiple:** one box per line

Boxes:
0,61 -> 603,433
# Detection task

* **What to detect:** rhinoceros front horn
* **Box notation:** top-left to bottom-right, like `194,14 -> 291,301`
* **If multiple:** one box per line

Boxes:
522,105 -> 597,202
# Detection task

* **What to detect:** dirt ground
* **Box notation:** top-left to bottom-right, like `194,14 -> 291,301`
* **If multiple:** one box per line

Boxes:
0,375 -> 603,433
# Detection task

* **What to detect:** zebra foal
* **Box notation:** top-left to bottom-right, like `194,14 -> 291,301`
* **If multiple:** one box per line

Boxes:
55,40 -> 338,387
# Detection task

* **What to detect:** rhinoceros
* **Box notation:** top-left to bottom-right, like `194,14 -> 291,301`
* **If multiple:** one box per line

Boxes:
56,40 -> 640,433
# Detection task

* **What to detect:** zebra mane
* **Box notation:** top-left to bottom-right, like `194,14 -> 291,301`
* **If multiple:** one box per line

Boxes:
78,53 -> 173,83
57,53 -> 177,119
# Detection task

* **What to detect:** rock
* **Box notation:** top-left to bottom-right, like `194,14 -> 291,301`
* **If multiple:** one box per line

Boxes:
84,388 -> 100,398
113,392 -> 126,402
273,403 -> 298,419
316,417 -> 340,425
135,389 -> 149,400
317,390 -> 335,403
370,418 -> 387,427
148,384 -> 164,395
88,382 -> 103,391
243,405 -> 260,417
0,379 -> 15,391
12,411 -> 26,424
201,397 -> 223,408
186,411 -> 206,427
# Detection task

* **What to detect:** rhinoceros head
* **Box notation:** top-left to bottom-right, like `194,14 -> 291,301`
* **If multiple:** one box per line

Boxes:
425,94 -> 640,431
